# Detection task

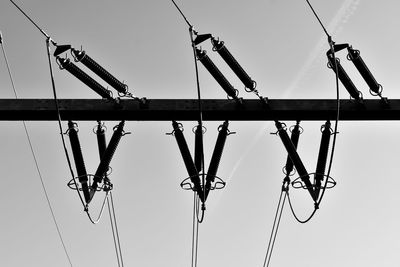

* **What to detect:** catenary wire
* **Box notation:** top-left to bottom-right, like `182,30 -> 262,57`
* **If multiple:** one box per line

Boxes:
9,0 -> 50,38
1,32 -> 73,267
108,192 -> 125,267
285,0 -> 341,223
107,195 -> 121,267
191,192 -> 200,267
262,190 -> 287,267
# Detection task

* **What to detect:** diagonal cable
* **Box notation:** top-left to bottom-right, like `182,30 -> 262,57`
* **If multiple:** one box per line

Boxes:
1,32 -> 73,267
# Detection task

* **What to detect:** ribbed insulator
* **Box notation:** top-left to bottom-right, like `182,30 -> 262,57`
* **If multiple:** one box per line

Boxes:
72,49 -> 128,95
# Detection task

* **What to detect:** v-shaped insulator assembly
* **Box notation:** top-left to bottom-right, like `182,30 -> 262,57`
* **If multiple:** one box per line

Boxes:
171,121 -> 204,201
89,120 -> 126,202
67,121 -> 91,203
275,121 -> 316,201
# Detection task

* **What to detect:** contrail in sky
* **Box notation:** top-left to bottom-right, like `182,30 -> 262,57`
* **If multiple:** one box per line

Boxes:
206,0 -> 362,213
227,0 -> 362,185
286,0 -> 361,94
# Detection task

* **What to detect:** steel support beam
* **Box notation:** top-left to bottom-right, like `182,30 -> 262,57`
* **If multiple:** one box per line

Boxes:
0,98 -> 396,121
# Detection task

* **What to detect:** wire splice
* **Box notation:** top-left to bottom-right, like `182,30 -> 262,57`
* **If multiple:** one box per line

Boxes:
90,121 -> 126,201
67,121 -> 91,203
211,37 -> 256,92
275,121 -> 316,201
204,121 -> 230,200
56,57 -> 114,100
195,47 -> 239,100
71,48 -> 129,96
314,120 -> 331,199
171,121 -> 204,202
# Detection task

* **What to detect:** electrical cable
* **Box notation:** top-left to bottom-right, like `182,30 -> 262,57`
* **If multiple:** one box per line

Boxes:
262,190 -> 287,267
45,36 -> 105,224
191,192 -> 200,267
1,31 -> 73,267
285,0 -> 341,223
107,195 -> 121,267
9,0 -> 50,38
107,192 -> 125,267
171,0 -> 206,221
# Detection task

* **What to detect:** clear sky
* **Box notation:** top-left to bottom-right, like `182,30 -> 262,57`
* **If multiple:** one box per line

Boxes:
1,0 -> 400,266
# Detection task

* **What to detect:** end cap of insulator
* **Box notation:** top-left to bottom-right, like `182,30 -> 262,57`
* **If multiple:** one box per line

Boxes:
195,48 -> 207,59
57,57 -> 70,67
211,37 -> 224,50
72,48 -> 86,62
0,31 -> 3,44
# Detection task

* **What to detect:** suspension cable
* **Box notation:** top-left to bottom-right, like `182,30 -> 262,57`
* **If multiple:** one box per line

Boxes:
171,0 -> 207,220
305,0 -> 330,38
1,31 -> 73,267
285,0 -> 341,223
191,192 -> 200,267
107,192 -> 125,267
9,0 -> 50,38
262,190 -> 287,267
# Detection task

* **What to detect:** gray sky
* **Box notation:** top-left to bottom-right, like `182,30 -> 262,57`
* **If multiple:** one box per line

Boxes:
1,0 -> 400,266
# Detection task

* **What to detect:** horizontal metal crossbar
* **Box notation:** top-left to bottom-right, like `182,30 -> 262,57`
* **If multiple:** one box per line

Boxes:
0,98 -> 396,121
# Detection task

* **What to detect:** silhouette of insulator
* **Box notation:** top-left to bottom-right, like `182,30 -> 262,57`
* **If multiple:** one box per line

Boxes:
211,38 -> 256,91
204,121 -> 229,200
327,52 -> 361,101
95,121 -> 107,159
90,121 -> 125,201
284,122 -> 301,176
195,48 -> 238,100
67,121 -> 91,203
347,47 -> 382,96
314,121 -> 331,199
275,121 -> 316,201
57,57 -> 113,100
172,121 -> 203,201
71,49 -> 129,95
194,125 -> 204,173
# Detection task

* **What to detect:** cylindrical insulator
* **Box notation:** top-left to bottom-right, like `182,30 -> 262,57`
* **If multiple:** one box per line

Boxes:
172,121 -> 203,201
205,121 -> 229,200
211,38 -> 256,91
72,49 -> 129,95
284,122 -> 301,176
194,125 -> 204,173
57,57 -> 113,100
314,121 -> 331,199
347,47 -> 381,95
327,54 -> 361,101
90,121 -> 125,200
196,48 -> 238,99
275,121 -> 316,201
67,121 -> 91,203
96,122 -> 107,159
